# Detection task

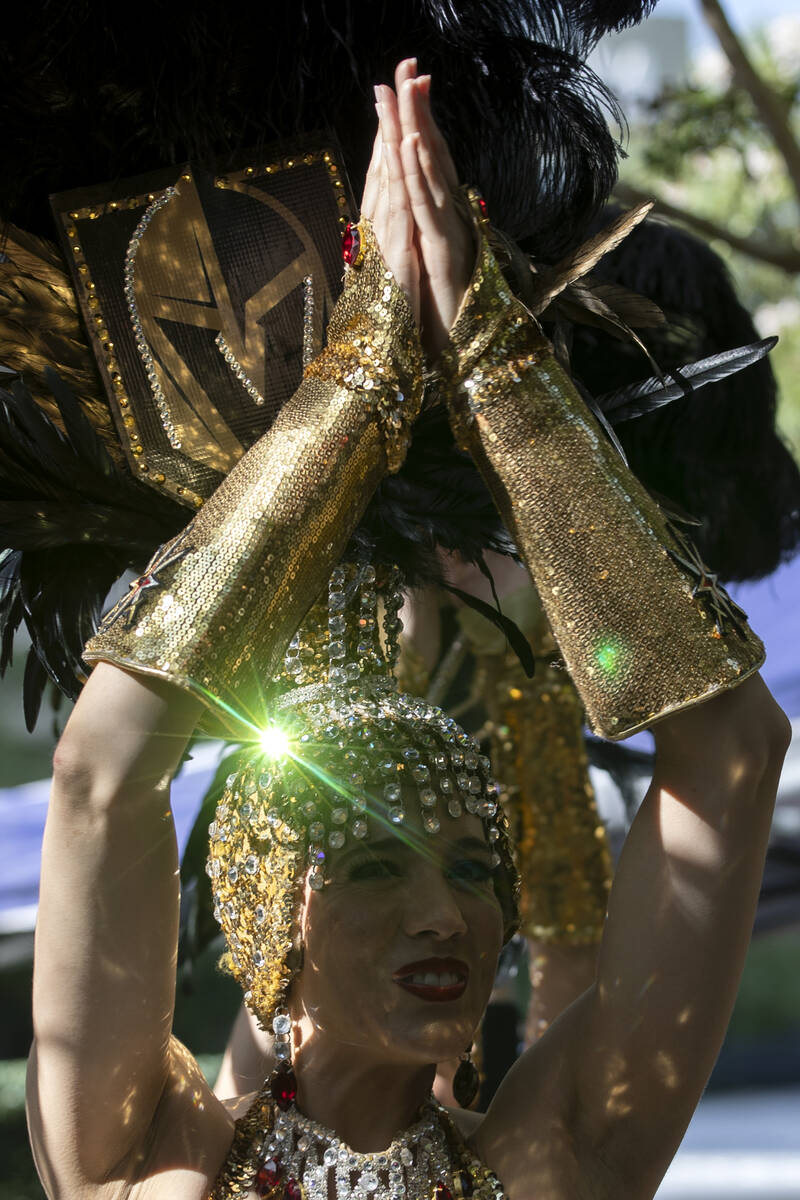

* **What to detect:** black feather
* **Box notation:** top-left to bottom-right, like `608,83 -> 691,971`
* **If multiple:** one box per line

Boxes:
602,338 -> 779,423
569,212 -> 800,581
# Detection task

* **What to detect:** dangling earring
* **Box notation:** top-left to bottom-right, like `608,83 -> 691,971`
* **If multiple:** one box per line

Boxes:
452,1047 -> 480,1109
269,1009 -> 297,1110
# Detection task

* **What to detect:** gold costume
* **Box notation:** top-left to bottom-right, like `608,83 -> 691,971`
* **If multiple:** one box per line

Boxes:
83,214 -> 764,1200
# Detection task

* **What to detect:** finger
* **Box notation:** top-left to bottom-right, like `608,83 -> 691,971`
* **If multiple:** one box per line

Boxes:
405,82 -> 450,211
394,56 -> 417,94
411,78 -> 458,201
360,105 -> 383,220
416,76 -> 459,191
400,131 -> 441,246
376,84 -> 403,154
384,134 -> 413,255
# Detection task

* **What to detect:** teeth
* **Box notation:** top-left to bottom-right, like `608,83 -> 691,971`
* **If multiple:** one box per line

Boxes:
406,972 -> 462,987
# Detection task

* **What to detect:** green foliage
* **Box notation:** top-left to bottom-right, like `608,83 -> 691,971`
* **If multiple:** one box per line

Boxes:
618,25 -> 800,458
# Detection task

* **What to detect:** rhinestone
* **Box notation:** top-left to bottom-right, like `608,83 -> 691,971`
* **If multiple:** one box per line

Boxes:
309,870 -> 325,891
379,757 -> 396,775
309,822 -> 325,842
400,1147 -> 413,1166
328,639 -> 346,660
433,753 -> 448,771
273,1013 -> 291,1035
329,830 -> 345,849
323,1148 -> 338,1167
227,865 -> 239,883
361,1173 -> 379,1192
345,662 -> 361,680
389,806 -> 405,824
402,747 -> 420,763
478,799 -> 498,818
451,751 -> 465,769
447,798 -> 463,818
456,774 -> 470,792
297,1135 -> 310,1153
352,819 -> 368,839
384,783 -> 401,803
245,855 -> 259,874
411,764 -> 430,783
329,666 -> 347,686
253,949 -> 265,968
255,904 -> 266,924
439,777 -> 453,794
423,814 -> 441,834
419,788 -> 437,808
331,807 -> 347,825
328,590 -> 346,612
468,776 -> 481,793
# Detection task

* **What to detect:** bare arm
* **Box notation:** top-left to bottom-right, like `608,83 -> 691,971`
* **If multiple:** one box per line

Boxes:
480,674 -> 790,1197
26,663 -> 224,1195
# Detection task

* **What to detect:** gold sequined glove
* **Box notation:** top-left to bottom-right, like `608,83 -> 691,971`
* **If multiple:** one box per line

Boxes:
439,222 -> 764,740
83,221 -> 423,731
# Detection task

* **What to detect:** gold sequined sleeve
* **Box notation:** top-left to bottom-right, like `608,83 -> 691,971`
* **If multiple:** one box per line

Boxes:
83,224 -> 422,732
440,232 -> 764,740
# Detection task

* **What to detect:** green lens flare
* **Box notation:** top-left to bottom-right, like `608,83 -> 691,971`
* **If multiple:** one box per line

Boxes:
595,639 -> 623,677
259,724 -> 291,759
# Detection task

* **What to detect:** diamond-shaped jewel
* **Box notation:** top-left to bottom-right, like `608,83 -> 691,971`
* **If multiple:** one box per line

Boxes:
447,798 -> 463,818
419,788 -> 436,808
423,814 -> 441,834
384,783 -> 401,803
389,806 -> 405,824
329,830 -> 345,849
352,819 -> 368,839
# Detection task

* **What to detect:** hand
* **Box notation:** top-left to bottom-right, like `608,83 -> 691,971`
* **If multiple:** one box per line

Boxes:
360,62 -> 421,325
395,61 -> 475,359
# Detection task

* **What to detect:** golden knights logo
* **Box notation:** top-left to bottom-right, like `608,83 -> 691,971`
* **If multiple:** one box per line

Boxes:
53,137 -> 353,508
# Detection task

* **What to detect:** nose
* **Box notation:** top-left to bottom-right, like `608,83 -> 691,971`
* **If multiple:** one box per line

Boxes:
402,864 -> 468,941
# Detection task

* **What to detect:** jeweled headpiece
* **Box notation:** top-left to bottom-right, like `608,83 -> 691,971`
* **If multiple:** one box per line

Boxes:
207,561 -> 519,1025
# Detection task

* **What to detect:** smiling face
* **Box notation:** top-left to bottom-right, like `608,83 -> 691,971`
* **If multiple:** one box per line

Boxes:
290,806 -> 504,1066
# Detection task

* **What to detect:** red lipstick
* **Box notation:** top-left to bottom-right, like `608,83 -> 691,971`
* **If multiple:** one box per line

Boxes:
392,957 -> 469,1002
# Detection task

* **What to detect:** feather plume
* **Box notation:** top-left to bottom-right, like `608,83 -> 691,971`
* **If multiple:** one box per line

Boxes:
530,202 -> 654,314
601,338 -> 779,423
0,226 -> 126,468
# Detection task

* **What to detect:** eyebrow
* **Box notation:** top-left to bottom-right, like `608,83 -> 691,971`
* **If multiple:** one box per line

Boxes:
335,834 -> 493,863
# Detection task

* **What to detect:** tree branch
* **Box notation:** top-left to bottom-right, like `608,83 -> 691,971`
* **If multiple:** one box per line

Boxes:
613,181 -> 800,273
699,0 -> 800,207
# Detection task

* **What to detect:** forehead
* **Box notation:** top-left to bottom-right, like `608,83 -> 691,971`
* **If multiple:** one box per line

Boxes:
326,804 -> 491,863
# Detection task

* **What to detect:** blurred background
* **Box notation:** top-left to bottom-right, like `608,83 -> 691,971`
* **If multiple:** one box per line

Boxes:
2,1 -> 800,1196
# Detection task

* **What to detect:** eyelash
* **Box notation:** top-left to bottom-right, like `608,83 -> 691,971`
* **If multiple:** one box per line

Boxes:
346,858 -> 493,884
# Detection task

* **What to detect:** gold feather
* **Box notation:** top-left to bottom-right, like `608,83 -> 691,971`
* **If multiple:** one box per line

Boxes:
0,224 -> 125,467
530,201 -> 654,315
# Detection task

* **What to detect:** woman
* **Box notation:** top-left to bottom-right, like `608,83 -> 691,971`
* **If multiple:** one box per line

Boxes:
27,64 -> 789,1200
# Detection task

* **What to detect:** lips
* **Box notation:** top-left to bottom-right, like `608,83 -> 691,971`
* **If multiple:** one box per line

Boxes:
392,957 -> 469,1002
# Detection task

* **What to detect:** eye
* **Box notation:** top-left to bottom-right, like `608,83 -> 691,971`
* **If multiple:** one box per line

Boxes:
448,858 -> 493,885
347,857 -> 402,882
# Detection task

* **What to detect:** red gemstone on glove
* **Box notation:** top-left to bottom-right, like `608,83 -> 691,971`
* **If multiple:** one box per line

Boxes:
435,1184 -> 454,1200
342,222 -> 361,266
283,1179 -> 303,1200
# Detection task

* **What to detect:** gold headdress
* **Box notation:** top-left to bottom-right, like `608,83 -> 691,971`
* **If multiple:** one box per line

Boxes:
208,561 -> 519,1027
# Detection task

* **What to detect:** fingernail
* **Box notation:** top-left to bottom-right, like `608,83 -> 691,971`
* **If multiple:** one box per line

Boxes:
373,85 -> 381,103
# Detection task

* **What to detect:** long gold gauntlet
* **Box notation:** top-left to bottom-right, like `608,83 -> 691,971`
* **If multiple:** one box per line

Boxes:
84,224 -> 423,730
440,232 -> 764,739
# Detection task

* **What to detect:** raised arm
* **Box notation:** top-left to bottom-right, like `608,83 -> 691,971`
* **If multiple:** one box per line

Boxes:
392,68 -> 789,1196
27,89 -> 424,1198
